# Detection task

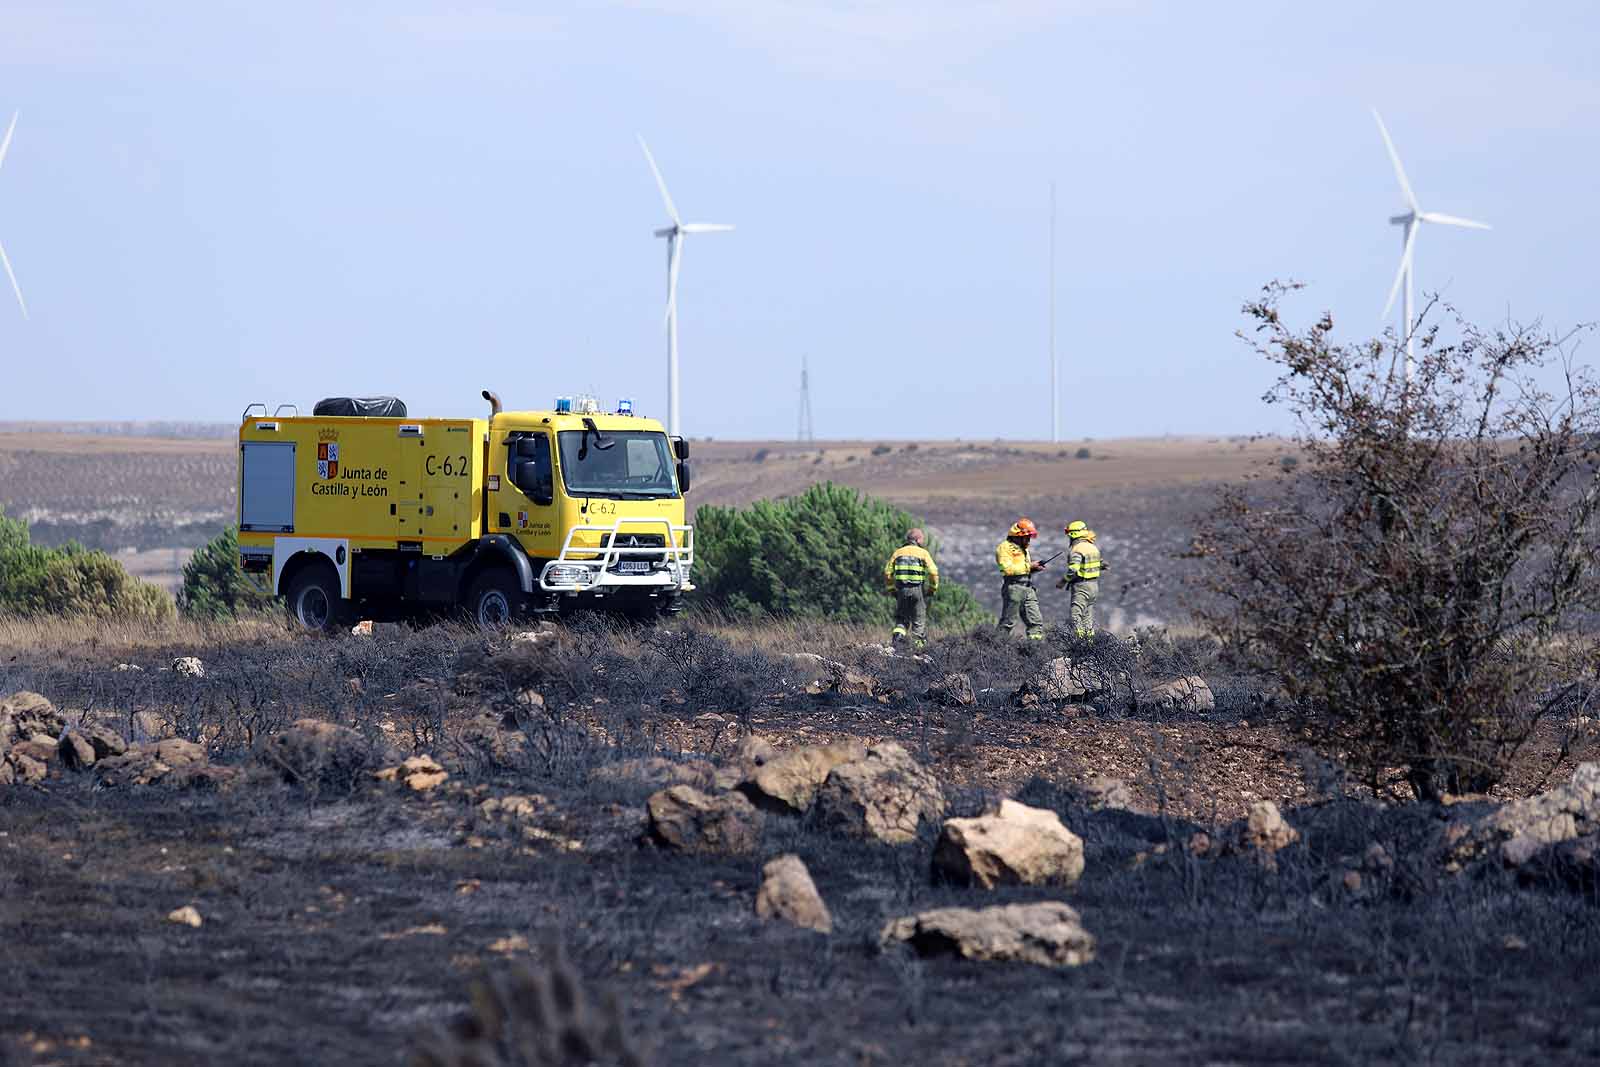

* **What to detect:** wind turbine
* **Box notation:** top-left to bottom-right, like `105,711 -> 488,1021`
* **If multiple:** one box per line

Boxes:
0,111 -> 28,319
1372,108 -> 1489,383
637,136 -> 732,438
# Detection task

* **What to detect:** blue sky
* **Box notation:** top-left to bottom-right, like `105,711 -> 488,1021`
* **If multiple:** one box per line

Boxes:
0,1 -> 1595,439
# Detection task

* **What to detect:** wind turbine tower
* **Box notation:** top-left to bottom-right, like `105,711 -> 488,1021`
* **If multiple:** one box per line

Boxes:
0,111 -> 28,319
1372,109 -> 1490,383
1048,180 -> 1058,443
637,136 -> 733,437
797,355 -> 815,443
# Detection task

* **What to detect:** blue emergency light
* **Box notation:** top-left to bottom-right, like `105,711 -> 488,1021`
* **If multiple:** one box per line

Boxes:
555,396 -> 573,413
617,398 -> 634,415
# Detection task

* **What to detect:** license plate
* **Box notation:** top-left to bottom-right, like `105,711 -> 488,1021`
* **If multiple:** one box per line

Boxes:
616,561 -> 652,574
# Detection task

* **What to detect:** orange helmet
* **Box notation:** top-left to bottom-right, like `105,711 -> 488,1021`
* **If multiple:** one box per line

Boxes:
1009,518 -> 1039,539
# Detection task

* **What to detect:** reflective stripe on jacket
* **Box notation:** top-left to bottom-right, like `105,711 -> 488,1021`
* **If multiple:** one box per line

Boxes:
1068,540 -> 1102,580
885,544 -> 939,591
996,539 -> 1031,577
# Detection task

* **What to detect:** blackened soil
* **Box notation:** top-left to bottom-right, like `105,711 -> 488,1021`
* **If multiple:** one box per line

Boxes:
4,772 -> 1600,1066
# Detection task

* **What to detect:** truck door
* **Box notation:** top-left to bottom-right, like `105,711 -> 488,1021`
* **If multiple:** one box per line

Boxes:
394,423 -> 426,544
422,425 -> 474,542
494,433 -> 560,560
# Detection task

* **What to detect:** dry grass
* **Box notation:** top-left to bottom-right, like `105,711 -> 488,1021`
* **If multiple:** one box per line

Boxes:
0,613 -> 286,654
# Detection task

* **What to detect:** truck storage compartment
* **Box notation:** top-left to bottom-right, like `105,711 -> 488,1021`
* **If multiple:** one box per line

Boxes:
240,441 -> 296,532
313,396 -> 408,418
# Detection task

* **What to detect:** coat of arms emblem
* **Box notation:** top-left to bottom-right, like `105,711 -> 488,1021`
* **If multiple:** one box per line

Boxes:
317,442 -> 340,480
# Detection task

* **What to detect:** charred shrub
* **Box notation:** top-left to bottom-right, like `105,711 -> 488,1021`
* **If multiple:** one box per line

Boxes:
1193,284 -> 1600,800
409,946 -> 646,1067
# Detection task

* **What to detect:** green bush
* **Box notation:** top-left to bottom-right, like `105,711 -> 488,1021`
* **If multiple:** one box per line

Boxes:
692,482 -> 989,630
179,526 -> 274,619
0,506 -> 174,622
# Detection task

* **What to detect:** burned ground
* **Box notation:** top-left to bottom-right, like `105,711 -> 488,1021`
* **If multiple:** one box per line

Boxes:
4,620 -> 1600,1065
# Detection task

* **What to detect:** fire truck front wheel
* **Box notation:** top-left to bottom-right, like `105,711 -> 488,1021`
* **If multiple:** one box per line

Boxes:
285,564 -> 346,634
466,568 -> 525,628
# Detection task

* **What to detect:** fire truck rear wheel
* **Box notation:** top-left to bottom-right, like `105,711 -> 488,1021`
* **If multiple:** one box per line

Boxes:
285,565 -> 345,634
467,569 -> 524,628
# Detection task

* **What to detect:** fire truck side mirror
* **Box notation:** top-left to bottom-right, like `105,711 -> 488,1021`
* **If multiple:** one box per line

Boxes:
677,459 -> 692,495
672,436 -> 689,461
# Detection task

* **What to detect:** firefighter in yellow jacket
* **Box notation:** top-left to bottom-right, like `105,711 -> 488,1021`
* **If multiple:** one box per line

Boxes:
996,518 -> 1047,640
1055,520 -> 1105,637
884,528 -> 939,648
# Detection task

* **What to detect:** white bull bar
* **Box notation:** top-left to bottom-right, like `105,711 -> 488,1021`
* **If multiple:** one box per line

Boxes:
538,520 -> 694,594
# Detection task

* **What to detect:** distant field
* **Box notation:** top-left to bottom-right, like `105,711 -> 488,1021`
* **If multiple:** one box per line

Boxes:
0,427 -> 1290,615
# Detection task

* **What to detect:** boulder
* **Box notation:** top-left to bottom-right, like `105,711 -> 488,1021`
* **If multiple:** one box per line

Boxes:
6,751 -> 46,784
933,798 -> 1085,889
1,691 -> 63,739
258,718 -> 387,787
754,854 -> 832,934
1140,675 -> 1215,713
713,734 -> 777,791
827,664 -> 878,697
95,738 -> 211,788
1447,762 -> 1600,868
739,742 -> 866,814
10,738 -> 58,767
375,754 -> 450,792
926,673 -> 977,707
814,743 -> 944,844
172,657 -> 205,678
58,731 -> 97,771
647,785 -> 763,855
132,711 -> 173,741
881,901 -> 1096,968
1013,657 -> 1110,707
167,905 -> 203,928
1244,801 -> 1300,865
84,725 -> 129,760
591,756 -> 715,791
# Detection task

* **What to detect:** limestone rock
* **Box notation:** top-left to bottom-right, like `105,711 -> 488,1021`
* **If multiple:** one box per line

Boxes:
1245,800 -> 1300,864
58,732 -> 97,771
10,738 -> 58,767
375,754 -> 450,792
1140,675 -> 1215,713
755,854 -> 832,934
713,734 -> 778,791
1448,762 -> 1600,868
6,751 -> 46,784
814,742 -> 944,844
647,785 -> 763,855
85,725 -> 128,760
1,691 -> 63,740
1013,657 -> 1110,707
926,673 -> 977,708
167,905 -> 203,928
827,664 -> 878,697
172,657 -> 205,678
881,901 -> 1095,968
739,742 -> 866,814
95,738 -> 212,788
933,798 -> 1085,889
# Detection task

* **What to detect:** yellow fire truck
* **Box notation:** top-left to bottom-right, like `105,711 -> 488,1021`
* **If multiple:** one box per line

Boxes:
237,391 -> 693,630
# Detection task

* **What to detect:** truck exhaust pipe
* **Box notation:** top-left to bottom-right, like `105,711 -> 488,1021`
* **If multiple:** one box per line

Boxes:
482,389 -> 502,417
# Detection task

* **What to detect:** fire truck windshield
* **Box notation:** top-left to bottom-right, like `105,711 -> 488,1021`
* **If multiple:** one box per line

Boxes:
556,430 -> 678,498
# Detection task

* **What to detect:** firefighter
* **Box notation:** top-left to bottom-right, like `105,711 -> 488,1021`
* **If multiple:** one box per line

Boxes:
1055,520 -> 1104,637
884,528 -> 939,648
996,518 -> 1047,640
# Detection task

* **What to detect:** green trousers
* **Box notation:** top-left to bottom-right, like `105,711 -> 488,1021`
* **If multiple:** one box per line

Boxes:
1070,579 -> 1099,637
998,579 -> 1044,639
892,583 -> 928,644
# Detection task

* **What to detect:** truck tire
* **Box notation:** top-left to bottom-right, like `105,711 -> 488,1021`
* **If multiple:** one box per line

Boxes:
467,568 -> 524,628
285,564 -> 344,634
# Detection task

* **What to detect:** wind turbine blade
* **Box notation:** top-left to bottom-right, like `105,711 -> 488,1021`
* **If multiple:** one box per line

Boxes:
1371,108 -> 1418,213
0,112 -> 16,172
0,237 -> 28,320
1418,211 -> 1491,231
1382,222 -> 1417,320
636,135 -> 680,225
664,237 -> 683,327
680,223 -> 734,234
